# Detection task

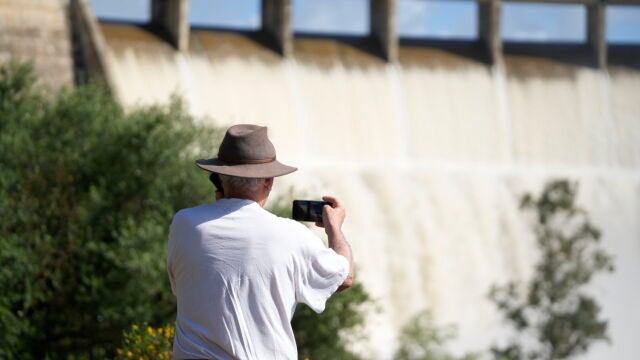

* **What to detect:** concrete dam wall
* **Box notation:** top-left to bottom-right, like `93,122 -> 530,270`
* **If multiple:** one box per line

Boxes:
0,0 -> 74,88
2,0 -> 639,359
100,25 -> 640,360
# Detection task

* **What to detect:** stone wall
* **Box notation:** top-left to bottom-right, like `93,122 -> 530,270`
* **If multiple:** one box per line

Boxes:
0,0 -> 74,88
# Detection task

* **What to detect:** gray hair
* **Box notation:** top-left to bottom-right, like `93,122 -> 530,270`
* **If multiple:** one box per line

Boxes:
219,174 -> 266,194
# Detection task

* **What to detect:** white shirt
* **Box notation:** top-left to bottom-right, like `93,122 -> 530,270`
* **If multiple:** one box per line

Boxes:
167,199 -> 349,360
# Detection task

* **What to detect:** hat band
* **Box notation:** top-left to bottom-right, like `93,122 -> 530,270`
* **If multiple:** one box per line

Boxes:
219,155 -> 276,165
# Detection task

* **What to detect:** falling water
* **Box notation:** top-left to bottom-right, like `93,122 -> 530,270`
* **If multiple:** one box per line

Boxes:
101,24 -> 640,359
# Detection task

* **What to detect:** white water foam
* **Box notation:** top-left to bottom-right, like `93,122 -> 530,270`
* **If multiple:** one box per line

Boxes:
103,34 -> 640,359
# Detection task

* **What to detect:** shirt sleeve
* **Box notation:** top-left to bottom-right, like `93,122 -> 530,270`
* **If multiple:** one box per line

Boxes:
295,232 -> 350,314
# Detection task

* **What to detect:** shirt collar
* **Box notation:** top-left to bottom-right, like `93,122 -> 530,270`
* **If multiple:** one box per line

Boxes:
216,198 -> 259,208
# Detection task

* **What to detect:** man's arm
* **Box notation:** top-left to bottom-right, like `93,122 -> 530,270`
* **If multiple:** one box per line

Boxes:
317,195 -> 354,292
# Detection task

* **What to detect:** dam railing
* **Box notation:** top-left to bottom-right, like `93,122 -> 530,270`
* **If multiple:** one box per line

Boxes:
72,0 -> 640,69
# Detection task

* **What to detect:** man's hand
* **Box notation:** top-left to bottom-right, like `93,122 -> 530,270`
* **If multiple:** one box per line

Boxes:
316,195 -> 354,292
315,195 -> 345,234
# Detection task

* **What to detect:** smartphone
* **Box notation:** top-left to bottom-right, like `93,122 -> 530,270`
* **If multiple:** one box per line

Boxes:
292,200 -> 331,223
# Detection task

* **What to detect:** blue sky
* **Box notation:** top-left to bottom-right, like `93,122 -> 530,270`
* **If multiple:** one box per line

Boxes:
89,0 -> 640,43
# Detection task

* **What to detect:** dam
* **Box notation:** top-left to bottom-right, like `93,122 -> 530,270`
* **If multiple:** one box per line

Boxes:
2,0 -> 639,358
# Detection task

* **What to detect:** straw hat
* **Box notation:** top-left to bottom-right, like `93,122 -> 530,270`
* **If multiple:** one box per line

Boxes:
195,124 -> 297,178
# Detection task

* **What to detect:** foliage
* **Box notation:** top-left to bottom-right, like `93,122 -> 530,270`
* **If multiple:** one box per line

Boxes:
392,180 -> 613,360
0,62 -> 221,359
393,311 -> 477,360
292,282 -> 371,360
489,180 -> 614,360
114,323 -> 174,360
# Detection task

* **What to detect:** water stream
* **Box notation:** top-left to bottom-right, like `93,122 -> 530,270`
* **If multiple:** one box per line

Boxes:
101,25 -> 640,359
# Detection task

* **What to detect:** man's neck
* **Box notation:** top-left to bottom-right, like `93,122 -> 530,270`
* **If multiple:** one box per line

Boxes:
222,193 -> 267,208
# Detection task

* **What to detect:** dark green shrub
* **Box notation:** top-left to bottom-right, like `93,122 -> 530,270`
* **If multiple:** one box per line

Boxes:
0,62 -> 221,358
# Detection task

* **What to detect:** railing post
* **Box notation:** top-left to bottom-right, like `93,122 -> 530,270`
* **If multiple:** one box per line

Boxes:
370,0 -> 397,62
478,0 -> 502,65
69,0 -> 116,90
151,0 -> 190,51
587,0 -> 607,68
262,0 -> 292,57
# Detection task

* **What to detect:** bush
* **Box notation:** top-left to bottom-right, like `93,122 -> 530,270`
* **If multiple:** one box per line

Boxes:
0,62 -> 221,358
114,323 -> 174,360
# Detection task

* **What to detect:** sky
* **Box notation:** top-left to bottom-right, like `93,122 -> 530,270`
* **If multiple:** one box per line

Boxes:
89,0 -> 640,43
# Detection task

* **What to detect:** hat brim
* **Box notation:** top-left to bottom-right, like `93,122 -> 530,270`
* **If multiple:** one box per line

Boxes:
195,158 -> 297,178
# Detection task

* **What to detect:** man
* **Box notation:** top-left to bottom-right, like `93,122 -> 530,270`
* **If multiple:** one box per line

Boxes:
167,124 -> 355,360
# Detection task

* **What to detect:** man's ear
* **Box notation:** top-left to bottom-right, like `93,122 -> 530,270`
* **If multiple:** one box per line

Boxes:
264,178 -> 274,192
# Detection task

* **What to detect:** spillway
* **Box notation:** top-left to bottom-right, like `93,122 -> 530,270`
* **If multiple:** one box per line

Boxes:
97,22 -> 640,359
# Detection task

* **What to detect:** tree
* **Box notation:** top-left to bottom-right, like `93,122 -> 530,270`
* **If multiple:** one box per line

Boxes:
0,62 -> 221,358
490,180 -> 614,360
392,180 -> 613,360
